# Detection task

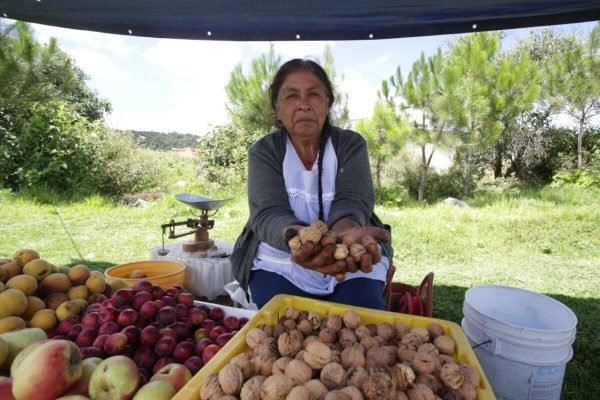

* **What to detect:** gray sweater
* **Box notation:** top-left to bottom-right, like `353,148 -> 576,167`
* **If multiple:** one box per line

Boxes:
230,124 -> 393,291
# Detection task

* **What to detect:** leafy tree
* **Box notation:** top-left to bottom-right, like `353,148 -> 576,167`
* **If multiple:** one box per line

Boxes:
546,23 -> 600,169
355,102 -> 408,197
128,130 -> 200,150
381,49 -> 459,202
446,31 -> 504,197
225,45 -> 350,134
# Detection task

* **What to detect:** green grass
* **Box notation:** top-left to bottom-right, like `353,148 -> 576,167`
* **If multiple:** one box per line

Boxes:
1,184 -> 599,399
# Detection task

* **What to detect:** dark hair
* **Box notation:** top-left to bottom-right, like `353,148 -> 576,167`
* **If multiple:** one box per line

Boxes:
269,58 -> 335,114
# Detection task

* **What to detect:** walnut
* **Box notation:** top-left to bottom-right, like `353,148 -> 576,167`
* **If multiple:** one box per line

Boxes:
397,346 -> 417,363
359,336 -> 379,352
272,323 -> 287,339
278,330 -> 303,357
262,323 -> 275,337
412,353 -> 437,375
303,379 -> 329,400
341,343 -> 365,369
440,363 -> 464,390
240,375 -> 266,400
394,322 -> 411,340
231,352 -> 254,380
341,310 -> 360,329
376,323 -> 395,341
433,336 -> 456,356
218,362 -> 244,395
285,359 -> 313,385
261,374 -> 295,400
320,362 -> 347,390
295,349 -> 306,362
340,386 -> 364,400
299,225 -> 322,244
417,343 -> 440,358
396,392 -> 409,400
297,319 -> 314,336
256,336 -> 279,357
321,231 -> 338,246
426,323 -> 445,339
360,369 -> 395,400
200,373 -> 225,400
289,236 -> 302,252
374,335 -> 388,346
437,354 -> 455,366
390,363 -> 415,391
272,356 -> 293,375
456,381 -> 477,400
367,324 -> 378,336
304,341 -> 332,369
409,327 -> 430,343
338,328 -> 358,348
297,310 -> 309,321
324,390 -> 352,400
303,335 -> 320,348
253,354 -> 277,376
400,332 -> 423,351
307,311 -> 322,329
345,365 -> 369,388
285,306 -> 300,320
407,383 -> 435,400
326,314 -> 343,331
334,244 -> 349,260
311,219 -> 328,234
216,396 -> 238,400
459,363 -> 480,387
342,235 -> 356,247
349,243 -> 366,262
415,374 -> 440,393
366,345 -> 397,368
246,327 -> 268,349
283,318 -> 298,331
287,385 -> 313,400
354,325 -> 371,340
318,328 -> 337,344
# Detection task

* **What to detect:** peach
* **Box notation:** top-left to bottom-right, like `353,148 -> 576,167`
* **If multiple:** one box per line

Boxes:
68,285 -> 89,300
40,273 -> 72,294
85,275 -> 106,295
0,288 -> 27,318
0,262 -> 22,281
12,248 -> 40,267
29,309 -> 58,332
45,292 -> 70,310
68,264 -> 92,285
21,296 -> 46,320
0,316 -> 26,334
6,274 -> 38,295
22,258 -> 54,281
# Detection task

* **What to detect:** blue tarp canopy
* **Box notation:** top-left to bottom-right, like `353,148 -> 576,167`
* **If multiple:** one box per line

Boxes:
0,0 -> 598,41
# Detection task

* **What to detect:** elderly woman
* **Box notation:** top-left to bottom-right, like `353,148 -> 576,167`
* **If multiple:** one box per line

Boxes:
230,58 -> 393,310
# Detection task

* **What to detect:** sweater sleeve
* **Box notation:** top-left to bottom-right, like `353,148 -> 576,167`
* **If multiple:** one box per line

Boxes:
247,133 -> 305,252
328,128 -> 375,227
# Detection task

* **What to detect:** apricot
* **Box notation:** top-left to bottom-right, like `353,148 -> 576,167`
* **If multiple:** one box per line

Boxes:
21,296 -> 46,321
6,274 -> 38,296
0,288 -> 27,318
22,259 -> 54,281
12,249 -> 40,267
0,316 -> 26,334
39,273 -> 72,294
67,264 -> 91,286
29,309 -> 58,332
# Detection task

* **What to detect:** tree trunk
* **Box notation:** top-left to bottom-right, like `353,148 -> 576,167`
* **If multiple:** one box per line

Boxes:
463,146 -> 473,198
577,109 -> 584,169
418,145 -> 427,203
493,143 -> 503,179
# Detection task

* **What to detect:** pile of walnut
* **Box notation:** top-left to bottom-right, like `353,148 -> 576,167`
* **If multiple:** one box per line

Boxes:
200,307 -> 481,400
288,220 -> 380,271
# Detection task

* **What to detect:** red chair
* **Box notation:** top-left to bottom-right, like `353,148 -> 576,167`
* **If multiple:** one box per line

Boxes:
384,266 -> 434,317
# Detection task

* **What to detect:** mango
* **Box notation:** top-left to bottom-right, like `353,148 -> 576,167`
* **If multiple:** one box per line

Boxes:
0,288 -> 27,318
6,274 -> 38,296
0,316 -> 26,334
22,259 -> 54,281
0,327 -> 47,369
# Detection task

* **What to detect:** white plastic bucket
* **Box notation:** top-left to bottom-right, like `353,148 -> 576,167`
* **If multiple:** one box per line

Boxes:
461,285 -> 577,400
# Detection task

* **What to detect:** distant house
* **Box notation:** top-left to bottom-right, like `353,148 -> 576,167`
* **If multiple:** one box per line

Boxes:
171,147 -> 197,158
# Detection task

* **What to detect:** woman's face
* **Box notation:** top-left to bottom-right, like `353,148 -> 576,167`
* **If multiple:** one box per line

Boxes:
276,70 -> 330,141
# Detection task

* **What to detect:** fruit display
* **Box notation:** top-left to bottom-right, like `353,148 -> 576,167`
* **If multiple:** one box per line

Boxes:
0,248 -> 256,399
183,299 -> 494,400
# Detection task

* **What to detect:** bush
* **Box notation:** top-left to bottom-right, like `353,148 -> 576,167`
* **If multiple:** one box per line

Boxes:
552,146 -> 600,188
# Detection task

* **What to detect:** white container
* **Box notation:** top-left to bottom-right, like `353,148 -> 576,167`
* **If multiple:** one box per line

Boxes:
461,285 -> 577,400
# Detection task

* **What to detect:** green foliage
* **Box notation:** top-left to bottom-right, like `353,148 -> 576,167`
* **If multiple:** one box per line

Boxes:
195,124 -> 263,189
553,145 -> 600,188
127,130 -> 200,150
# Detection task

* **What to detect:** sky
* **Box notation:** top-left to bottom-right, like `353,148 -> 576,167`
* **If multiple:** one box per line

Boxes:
16,19 -> 599,136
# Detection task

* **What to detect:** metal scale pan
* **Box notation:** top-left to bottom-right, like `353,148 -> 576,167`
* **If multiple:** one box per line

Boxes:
175,194 -> 232,211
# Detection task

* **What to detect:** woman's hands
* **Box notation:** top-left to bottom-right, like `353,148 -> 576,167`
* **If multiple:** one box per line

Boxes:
283,220 -> 390,281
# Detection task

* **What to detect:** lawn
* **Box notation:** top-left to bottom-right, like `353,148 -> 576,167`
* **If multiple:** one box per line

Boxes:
1,184 -> 598,399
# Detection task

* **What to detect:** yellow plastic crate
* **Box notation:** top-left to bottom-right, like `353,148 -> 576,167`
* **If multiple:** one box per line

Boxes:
174,294 -> 496,400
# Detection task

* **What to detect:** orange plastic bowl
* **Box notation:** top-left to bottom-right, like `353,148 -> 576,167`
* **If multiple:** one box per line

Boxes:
104,260 -> 186,289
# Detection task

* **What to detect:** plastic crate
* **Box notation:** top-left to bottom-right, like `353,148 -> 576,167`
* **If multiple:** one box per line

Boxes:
174,294 -> 496,400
